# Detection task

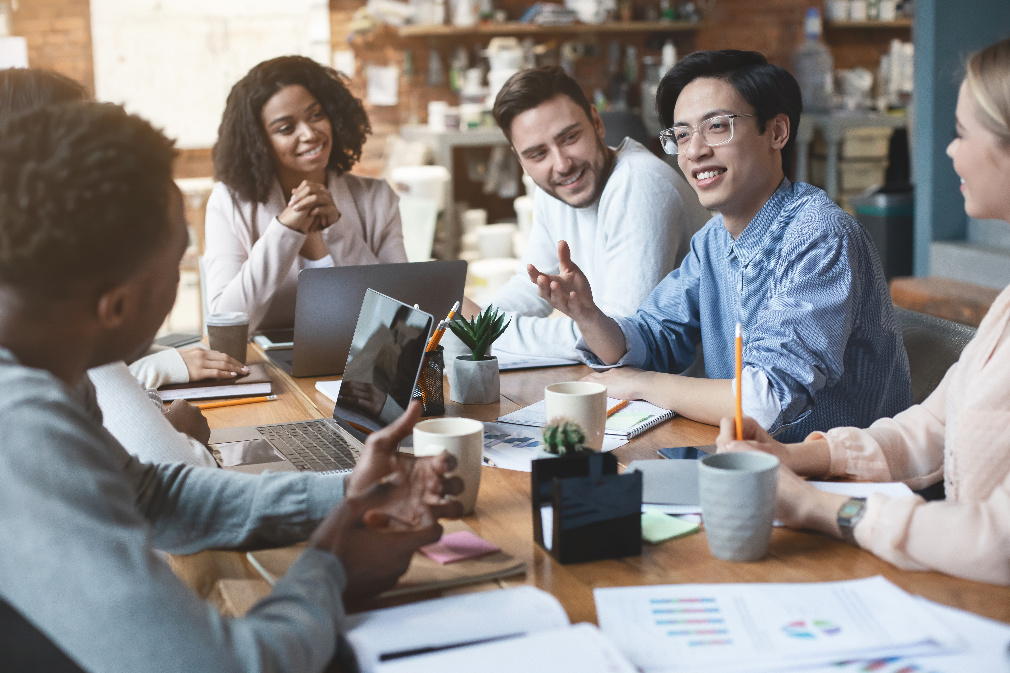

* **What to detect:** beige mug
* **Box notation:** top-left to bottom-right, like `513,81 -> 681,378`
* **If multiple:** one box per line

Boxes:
413,417 -> 484,515
544,381 -> 607,451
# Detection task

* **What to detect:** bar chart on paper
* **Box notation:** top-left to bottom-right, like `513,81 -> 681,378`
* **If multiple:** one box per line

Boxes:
593,577 -> 961,673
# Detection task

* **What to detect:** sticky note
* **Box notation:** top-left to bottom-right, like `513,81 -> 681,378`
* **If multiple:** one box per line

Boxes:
419,531 -> 501,564
606,411 -> 652,431
641,511 -> 701,544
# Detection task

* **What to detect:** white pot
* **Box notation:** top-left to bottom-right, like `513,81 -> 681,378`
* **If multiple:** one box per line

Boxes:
448,355 -> 500,404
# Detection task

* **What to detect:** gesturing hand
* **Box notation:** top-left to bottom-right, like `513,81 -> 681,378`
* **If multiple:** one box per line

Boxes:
346,400 -> 464,520
278,180 -> 341,234
527,240 -> 599,323
309,479 -> 444,600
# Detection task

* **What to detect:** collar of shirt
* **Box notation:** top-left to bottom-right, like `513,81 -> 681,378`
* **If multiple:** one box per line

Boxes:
723,177 -> 793,265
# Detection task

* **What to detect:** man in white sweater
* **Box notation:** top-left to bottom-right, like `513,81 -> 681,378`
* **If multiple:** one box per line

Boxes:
463,67 -> 709,359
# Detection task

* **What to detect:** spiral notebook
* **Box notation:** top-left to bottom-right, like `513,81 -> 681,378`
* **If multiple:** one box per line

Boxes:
496,398 -> 674,439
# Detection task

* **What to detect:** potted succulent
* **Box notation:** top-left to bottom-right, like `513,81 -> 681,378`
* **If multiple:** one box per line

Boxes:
541,419 -> 593,457
446,305 -> 510,404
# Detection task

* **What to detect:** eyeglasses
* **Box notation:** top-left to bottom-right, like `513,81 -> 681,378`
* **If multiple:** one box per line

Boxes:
659,114 -> 756,155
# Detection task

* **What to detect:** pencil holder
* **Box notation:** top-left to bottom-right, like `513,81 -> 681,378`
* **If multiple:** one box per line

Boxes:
412,346 -> 445,416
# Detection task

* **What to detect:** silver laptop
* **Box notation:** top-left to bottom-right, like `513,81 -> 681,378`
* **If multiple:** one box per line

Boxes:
267,260 -> 466,377
210,289 -> 433,475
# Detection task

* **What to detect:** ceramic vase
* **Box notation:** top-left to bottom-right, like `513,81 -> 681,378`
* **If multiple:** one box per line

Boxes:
448,355 -> 500,404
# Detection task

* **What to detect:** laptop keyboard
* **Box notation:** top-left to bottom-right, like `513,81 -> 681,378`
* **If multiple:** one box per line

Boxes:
257,421 -> 360,473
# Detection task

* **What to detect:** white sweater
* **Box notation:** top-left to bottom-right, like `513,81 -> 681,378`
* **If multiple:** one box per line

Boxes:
204,171 -> 408,331
490,139 -> 710,360
89,361 -> 217,467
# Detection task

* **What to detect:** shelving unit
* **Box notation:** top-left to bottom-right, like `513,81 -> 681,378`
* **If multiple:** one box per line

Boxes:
396,20 -> 701,38
824,18 -> 913,29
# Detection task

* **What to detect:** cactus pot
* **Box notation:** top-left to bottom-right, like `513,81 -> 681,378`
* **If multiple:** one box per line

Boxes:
448,355 -> 500,405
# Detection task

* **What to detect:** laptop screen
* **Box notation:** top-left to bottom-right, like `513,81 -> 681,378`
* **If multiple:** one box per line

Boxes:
334,289 -> 432,432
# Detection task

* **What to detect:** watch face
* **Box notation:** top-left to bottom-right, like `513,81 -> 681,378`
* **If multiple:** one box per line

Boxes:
839,501 -> 863,518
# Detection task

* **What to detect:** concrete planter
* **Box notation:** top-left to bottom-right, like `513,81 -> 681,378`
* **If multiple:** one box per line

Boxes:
448,355 -> 500,404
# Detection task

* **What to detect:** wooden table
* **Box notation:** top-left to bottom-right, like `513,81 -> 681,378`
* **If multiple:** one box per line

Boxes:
170,347 -> 1010,626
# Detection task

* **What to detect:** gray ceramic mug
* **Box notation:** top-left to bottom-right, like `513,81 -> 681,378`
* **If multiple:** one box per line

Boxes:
698,451 -> 780,562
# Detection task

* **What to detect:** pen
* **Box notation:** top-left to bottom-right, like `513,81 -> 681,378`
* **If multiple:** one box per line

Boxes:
426,301 -> 459,353
734,322 -> 743,441
606,399 -> 629,418
196,394 -> 277,410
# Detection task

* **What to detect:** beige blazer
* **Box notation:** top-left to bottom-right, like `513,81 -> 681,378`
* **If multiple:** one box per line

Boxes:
203,171 -> 407,331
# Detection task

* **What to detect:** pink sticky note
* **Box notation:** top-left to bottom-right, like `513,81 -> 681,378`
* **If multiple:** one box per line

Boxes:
419,531 -> 501,564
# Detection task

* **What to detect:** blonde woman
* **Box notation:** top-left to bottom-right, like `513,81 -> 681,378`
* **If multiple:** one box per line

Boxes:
718,38 -> 1010,585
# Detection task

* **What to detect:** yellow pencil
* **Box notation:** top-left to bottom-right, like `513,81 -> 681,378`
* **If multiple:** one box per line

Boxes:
426,301 -> 460,353
606,399 -> 629,418
734,322 -> 743,441
197,394 -> 278,410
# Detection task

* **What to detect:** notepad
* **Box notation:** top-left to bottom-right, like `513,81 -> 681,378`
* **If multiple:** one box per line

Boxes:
157,363 -> 272,402
497,397 -> 674,438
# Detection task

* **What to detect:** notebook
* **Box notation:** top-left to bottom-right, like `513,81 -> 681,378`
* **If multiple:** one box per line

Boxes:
157,363 -> 272,401
496,398 -> 675,438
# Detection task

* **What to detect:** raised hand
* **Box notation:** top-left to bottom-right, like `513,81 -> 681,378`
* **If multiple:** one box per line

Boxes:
527,240 -> 599,322
278,180 -> 341,234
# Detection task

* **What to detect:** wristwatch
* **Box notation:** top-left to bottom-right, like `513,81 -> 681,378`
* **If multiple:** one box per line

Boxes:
837,497 -> 867,546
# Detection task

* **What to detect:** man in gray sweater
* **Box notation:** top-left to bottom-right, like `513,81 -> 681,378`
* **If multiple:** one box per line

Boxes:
0,102 -> 461,671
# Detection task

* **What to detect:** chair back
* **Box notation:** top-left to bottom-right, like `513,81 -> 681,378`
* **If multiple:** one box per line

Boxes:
895,307 -> 976,404
0,598 -> 87,672
598,110 -> 651,149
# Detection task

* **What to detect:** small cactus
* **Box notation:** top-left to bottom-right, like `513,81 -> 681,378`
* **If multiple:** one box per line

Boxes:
542,418 -> 591,456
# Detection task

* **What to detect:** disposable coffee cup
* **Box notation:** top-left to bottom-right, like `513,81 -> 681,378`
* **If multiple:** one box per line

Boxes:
543,381 -> 607,451
205,312 -> 249,365
413,417 -> 484,515
698,451 -> 779,562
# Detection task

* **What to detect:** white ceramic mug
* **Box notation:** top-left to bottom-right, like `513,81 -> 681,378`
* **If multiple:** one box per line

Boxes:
543,381 -> 607,451
698,451 -> 780,562
413,417 -> 484,515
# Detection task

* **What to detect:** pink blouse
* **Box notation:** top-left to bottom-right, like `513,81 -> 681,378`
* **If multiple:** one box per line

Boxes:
817,284 -> 1010,584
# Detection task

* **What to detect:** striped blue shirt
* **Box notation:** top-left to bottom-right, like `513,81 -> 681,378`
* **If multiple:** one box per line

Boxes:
580,179 -> 912,442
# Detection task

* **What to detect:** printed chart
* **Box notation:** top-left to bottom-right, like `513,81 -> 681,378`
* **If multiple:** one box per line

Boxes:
594,577 -> 959,673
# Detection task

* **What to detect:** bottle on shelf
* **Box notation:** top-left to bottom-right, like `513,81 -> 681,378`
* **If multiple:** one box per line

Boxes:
792,7 -> 835,112
661,39 -> 677,75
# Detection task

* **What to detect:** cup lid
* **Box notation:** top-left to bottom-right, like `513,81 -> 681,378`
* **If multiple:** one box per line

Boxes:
205,312 -> 249,326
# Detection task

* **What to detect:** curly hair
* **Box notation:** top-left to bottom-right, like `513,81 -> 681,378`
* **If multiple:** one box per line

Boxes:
0,102 -> 177,298
213,55 -> 371,203
0,67 -> 88,121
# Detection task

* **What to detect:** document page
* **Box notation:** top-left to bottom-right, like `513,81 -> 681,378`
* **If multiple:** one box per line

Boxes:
482,422 -> 626,472
594,576 -> 960,673
378,624 -> 637,673
347,587 -> 569,673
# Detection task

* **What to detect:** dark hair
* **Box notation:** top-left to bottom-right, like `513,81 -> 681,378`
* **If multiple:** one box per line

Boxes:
656,50 -> 802,177
492,66 -> 593,142
0,68 -> 88,121
213,55 -> 371,203
0,102 -> 177,297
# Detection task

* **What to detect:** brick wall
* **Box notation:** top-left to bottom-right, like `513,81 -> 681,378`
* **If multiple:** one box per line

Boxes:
10,0 -> 94,93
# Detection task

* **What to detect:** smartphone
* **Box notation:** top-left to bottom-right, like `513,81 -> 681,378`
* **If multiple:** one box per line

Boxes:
252,329 -> 295,350
153,332 -> 203,349
657,445 -> 715,460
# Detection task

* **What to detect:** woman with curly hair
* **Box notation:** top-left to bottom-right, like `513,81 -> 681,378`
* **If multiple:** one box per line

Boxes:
204,56 -> 407,331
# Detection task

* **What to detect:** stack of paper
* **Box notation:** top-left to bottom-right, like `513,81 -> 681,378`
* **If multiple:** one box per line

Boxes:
594,576 -> 963,673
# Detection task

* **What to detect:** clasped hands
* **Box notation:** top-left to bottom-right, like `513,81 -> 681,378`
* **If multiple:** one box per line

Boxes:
309,401 -> 465,599
278,179 -> 342,235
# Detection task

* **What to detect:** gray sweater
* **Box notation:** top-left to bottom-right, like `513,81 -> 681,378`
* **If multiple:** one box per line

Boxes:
0,347 -> 349,672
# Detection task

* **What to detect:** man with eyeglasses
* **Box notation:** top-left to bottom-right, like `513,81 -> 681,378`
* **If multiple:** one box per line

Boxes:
457,66 -> 709,360
529,50 -> 911,441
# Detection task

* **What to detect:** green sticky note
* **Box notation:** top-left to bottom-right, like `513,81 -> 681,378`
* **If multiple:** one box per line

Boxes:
606,411 -> 652,431
641,511 -> 701,544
